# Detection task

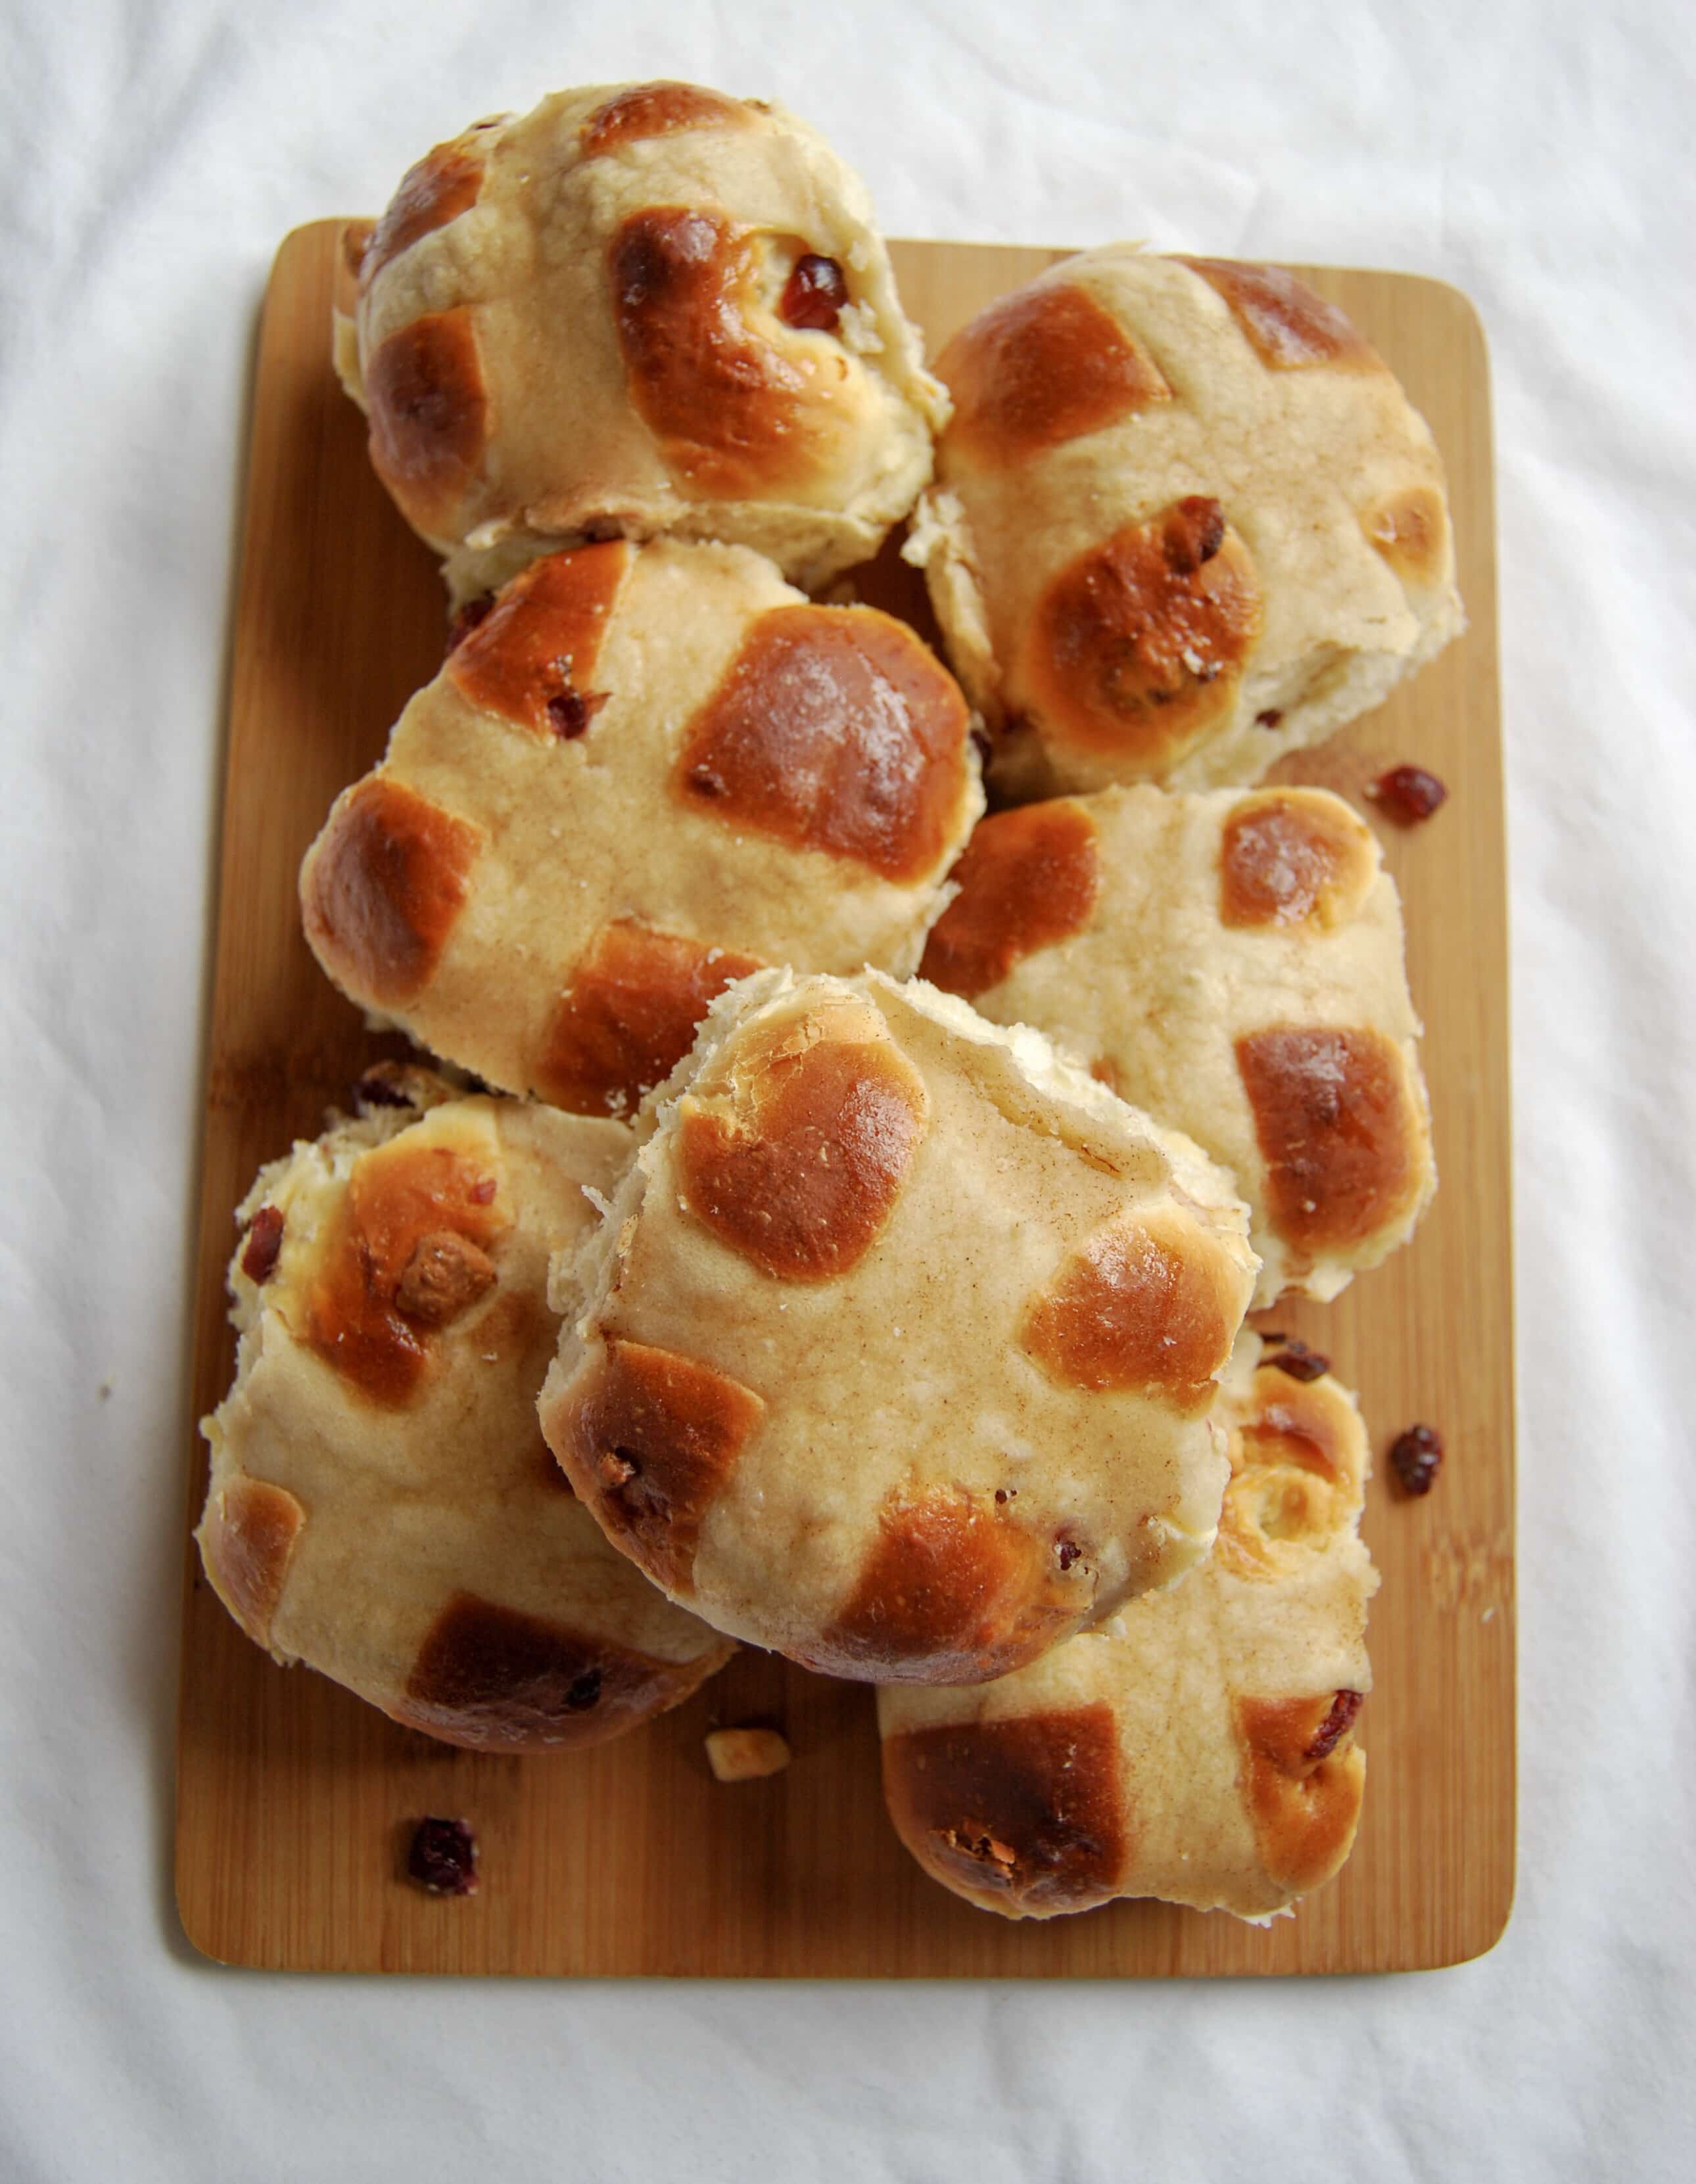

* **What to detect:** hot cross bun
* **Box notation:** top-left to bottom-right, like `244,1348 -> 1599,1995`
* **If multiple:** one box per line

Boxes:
539,969 -> 1258,1684
299,538 -> 981,1118
908,246 -> 1462,795
878,1338 -> 1377,1920
197,1084 -> 733,1751
335,80 -> 948,600
919,783 -> 1434,1301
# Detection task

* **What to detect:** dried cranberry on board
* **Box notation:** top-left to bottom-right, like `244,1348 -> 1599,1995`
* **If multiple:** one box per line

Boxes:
1265,1337 -> 1329,1382
240,1205 -> 284,1284
780,253 -> 848,331
1370,765 -> 1448,824
1390,1423 -> 1444,1496
407,1815 -> 479,1895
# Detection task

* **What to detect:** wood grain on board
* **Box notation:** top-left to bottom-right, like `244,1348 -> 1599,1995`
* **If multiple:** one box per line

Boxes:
176,222 -> 1513,1976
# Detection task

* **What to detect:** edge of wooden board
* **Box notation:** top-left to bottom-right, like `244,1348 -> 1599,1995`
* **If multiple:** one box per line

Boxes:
175,222 -> 1514,1976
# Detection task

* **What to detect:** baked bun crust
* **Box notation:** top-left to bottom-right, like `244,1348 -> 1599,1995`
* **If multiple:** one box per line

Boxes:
540,969 -> 1258,1684
878,1340 -> 1377,1920
910,248 -> 1462,795
197,1086 -> 732,1750
335,82 -> 949,597
919,784 -> 1434,1302
300,538 -> 981,1117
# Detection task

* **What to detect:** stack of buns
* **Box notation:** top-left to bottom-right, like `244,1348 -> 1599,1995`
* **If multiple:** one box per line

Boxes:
201,78 -> 1460,1926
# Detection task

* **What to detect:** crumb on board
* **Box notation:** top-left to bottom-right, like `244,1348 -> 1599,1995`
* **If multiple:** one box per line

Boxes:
705,1727 -> 791,1782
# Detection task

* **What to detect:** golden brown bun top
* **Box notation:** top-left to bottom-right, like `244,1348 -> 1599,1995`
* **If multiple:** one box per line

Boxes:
197,1092 -> 734,1752
541,969 -> 1258,1685
915,246 -> 1461,794
300,539 -> 981,1121
341,82 -> 949,592
918,783 -> 1432,1303
877,1344 -> 1376,1920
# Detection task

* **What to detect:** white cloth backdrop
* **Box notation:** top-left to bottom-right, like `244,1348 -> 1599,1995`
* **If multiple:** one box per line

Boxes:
2,1 -> 1692,2177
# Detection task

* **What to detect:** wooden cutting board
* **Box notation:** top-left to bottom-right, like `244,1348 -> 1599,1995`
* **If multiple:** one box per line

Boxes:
176,221 -> 1513,1976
